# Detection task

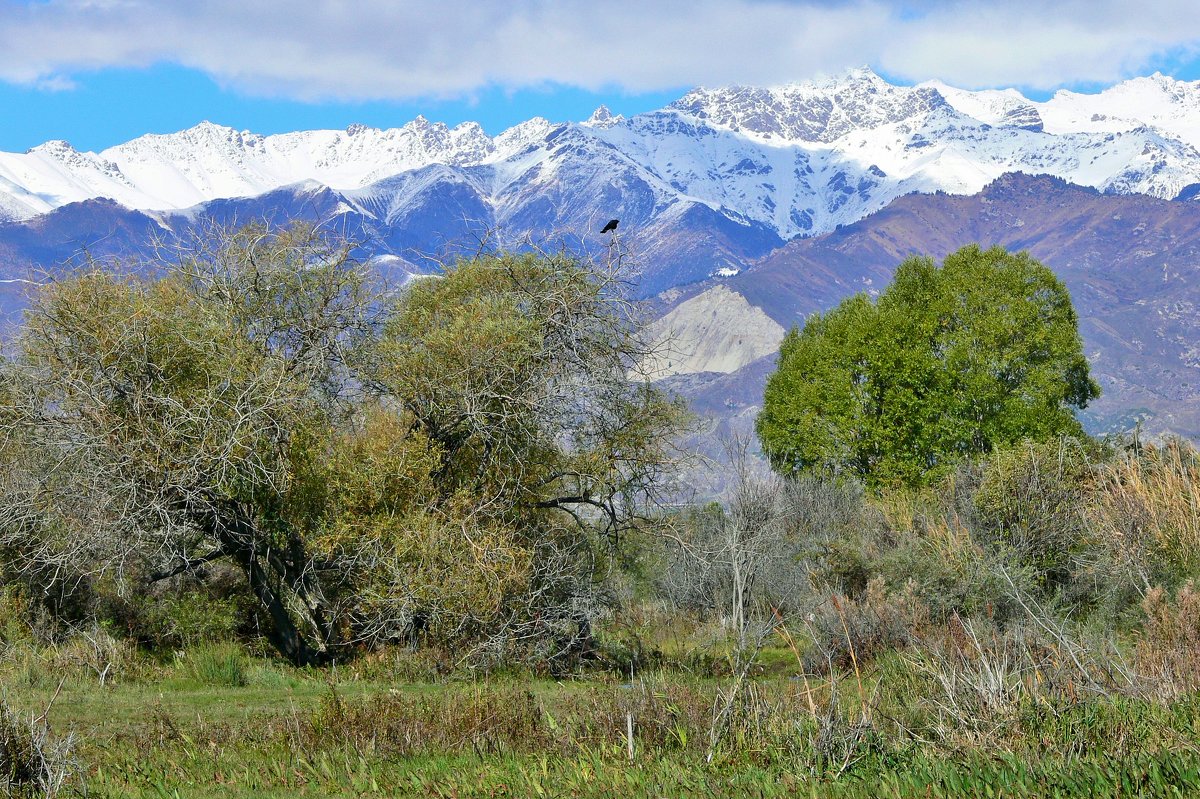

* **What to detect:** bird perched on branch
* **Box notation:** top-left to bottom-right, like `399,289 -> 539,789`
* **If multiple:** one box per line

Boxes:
600,219 -> 619,234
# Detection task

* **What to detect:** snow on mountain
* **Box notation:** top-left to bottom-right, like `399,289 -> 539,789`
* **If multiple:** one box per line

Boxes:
7,68 -> 1200,244
582,106 -> 624,128
920,73 -> 1200,150
1036,73 -> 1200,149
919,81 -> 1044,132
670,67 -> 951,143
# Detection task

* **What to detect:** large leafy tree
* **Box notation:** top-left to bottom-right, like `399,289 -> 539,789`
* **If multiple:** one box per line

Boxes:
756,245 -> 1100,487
0,225 -> 684,665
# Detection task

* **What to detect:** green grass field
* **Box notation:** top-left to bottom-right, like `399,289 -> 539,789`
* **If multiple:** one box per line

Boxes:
8,641 -> 1200,798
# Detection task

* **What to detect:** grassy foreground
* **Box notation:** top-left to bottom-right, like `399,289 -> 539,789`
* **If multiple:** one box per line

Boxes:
7,640 -> 1200,798
7,436 -> 1200,796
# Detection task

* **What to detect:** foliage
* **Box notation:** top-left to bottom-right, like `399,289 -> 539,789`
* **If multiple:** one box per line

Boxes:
971,437 -> 1095,589
757,245 -> 1100,487
0,225 -> 685,666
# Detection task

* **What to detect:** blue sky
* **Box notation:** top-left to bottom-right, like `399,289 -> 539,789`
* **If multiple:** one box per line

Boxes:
0,65 -> 687,152
4,0 -> 1200,153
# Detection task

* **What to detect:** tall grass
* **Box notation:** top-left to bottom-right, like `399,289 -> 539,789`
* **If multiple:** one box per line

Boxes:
1089,439 -> 1200,583
183,642 -> 249,687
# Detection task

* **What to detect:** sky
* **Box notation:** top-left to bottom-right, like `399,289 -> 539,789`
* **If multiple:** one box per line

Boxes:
4,0 -> 1200,153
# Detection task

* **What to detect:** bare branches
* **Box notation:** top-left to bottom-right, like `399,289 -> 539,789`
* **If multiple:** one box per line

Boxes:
0,222 -> 688,665
0,222 -> 378,664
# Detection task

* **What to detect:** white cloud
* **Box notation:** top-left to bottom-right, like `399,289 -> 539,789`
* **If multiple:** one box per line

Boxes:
2,0 -> 1199,99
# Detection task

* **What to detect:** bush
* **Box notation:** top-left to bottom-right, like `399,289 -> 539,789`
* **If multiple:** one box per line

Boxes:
1136,582 -> 1200,695
182,642 -> 249,688
778,476 -> 886,599
0,588 -> 31,651
834,481 -> 1032,623
801,578 -> 927,674
972,437 -> 1093,591
0,697 -> 76,797
1087,439 -> 1200,591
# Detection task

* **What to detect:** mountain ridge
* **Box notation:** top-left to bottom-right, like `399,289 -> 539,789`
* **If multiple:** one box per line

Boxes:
7,68 -> 1200,248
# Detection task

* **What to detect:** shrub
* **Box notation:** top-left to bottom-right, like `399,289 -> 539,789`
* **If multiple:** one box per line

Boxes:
1087,439 -> 1200,590
801,578 -> 928,674
779,475 -> 886,599
0,697 -> 76,798
182,642 -> 249,687
0,588 -> 31,651
972,437 -> 1093,591
869,482 -> 1034,623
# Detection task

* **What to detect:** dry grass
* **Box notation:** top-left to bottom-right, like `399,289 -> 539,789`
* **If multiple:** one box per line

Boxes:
801,578 -> 928,675
1137,581 -> 1200,696
1088,439 -> 1200,582
299,677 -> 823,762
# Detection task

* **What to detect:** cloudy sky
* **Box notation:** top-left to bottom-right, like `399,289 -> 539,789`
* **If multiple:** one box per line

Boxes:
4,0 -> 1200,151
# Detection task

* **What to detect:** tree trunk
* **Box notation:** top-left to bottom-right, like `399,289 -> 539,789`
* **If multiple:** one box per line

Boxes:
197,502 -> 334,667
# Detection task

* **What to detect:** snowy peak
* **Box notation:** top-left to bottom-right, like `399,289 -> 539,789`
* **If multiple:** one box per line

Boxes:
920,73 -> 1200,148
396,115 -> 492,162
670,67 -> 950,142
8,70 -> 1200,245
583,105 -> 624,128
1038,73 -> 1200,148
920,81 -> 1043,132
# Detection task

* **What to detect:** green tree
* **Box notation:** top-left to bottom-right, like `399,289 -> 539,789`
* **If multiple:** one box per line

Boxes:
756,245 -> 1100,487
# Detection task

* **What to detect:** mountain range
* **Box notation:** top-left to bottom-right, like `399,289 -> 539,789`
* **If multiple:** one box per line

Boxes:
8,68 -> 1200,290
4,68 -> 1200,473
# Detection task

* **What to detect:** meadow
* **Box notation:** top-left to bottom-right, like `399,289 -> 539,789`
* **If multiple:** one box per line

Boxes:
6,631 -> 1200,797
7,436 -> 1200,797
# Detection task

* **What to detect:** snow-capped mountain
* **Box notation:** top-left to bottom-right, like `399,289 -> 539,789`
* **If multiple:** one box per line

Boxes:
7,67 -> 1200,251
0,116 -> 543,219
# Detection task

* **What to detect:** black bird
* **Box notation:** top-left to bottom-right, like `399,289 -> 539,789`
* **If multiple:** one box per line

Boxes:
600,218 -> 619,234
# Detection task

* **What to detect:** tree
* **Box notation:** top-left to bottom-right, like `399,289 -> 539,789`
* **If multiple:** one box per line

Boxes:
0,224 -> 377,664
756,245 -> 1100,487
306,248 -> 688,656
0,224 -> 686,666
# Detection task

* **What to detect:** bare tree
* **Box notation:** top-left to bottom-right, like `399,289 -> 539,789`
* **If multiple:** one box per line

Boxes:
660,437 -> 795,644
0,222 -> 376,664
0,224 -> 687,665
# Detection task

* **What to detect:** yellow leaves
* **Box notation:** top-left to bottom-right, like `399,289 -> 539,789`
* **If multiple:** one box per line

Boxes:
317,502 -> 534,636
286,404 -> 441,529
291,401 -> 534,630
9,227 -> 681,654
